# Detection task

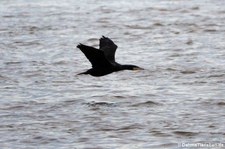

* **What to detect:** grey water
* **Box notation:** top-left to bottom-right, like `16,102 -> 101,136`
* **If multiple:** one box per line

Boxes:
0,0 -> 225,148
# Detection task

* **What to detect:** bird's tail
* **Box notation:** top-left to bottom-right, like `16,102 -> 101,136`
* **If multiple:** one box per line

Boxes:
77,70 -> 89,76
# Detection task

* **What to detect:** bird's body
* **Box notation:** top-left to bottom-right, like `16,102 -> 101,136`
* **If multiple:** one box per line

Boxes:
77,36 -> 142,77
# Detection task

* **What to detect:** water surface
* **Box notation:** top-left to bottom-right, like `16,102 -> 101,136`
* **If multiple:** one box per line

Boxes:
0,0 -> 225,148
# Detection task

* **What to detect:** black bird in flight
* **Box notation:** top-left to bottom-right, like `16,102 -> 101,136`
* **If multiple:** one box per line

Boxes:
77,36 -> 143,77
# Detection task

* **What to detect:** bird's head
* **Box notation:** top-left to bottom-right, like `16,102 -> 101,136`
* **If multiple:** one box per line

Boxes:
121,65 -> 144,70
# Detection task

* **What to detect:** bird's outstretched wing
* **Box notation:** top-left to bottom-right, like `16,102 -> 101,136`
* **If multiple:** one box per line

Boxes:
99,36 -> 118,63
77,43 -> 112,68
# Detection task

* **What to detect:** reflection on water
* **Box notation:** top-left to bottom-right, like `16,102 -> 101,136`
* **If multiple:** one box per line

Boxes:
0,0 -> 225,148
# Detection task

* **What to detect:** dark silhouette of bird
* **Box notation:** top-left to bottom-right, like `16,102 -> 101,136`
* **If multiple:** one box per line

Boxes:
77,36 -> 143,77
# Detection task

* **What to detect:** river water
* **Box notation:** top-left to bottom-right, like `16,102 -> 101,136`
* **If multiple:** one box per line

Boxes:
0,0 -> 225,148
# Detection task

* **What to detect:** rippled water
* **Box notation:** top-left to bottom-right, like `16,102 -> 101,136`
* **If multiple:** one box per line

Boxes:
0,0 -> 225,148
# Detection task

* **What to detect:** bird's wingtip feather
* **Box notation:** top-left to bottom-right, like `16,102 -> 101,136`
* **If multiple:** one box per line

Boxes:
77,43 -> 83,48
101,35 -> 108,39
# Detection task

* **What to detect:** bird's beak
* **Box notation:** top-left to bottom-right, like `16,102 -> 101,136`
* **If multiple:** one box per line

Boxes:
133,67 -> 144,70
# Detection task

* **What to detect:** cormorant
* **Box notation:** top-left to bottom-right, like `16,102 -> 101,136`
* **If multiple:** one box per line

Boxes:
77,36 -> 143,77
